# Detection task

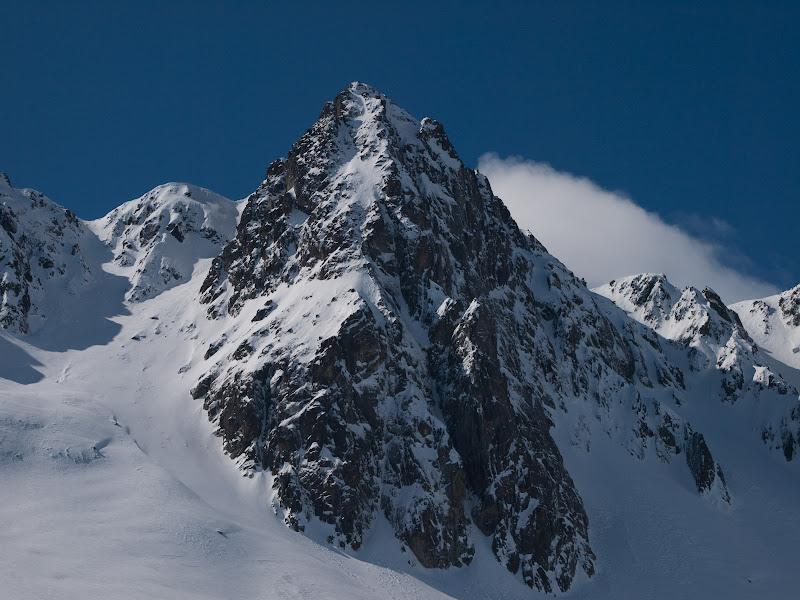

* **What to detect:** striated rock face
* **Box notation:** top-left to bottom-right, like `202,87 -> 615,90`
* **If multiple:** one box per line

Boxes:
191,83 -> 734,592
90,183 -> 238,302
0,174 -> 93,334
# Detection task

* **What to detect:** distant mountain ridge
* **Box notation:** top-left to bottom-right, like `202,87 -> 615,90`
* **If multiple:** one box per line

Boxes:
596,273 -> 799,461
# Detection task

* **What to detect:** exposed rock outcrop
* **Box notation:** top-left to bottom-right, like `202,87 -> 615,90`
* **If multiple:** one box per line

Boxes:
0,174 -> 93,334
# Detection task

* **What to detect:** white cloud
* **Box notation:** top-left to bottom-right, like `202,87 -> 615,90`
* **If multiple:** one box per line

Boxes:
478,154 -> 778,303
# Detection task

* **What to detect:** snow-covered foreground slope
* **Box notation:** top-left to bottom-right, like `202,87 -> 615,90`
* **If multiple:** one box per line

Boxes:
3,263 -> 800,599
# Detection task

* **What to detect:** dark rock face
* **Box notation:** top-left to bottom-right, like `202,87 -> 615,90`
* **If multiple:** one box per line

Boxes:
685,431 -> 717,493
761,404 -> 800,462
192,83 -> 733,592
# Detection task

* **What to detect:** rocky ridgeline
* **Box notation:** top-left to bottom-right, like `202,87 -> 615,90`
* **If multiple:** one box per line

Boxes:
598,273 -> 800,460
598,274 -> 770,399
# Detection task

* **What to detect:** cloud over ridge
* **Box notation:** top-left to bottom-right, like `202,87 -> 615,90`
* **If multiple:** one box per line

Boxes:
479,154 -> 778,303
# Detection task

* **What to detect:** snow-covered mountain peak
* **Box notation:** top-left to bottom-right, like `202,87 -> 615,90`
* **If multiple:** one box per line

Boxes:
5,86 -> 800,599
282,82 -> 460,216
196,84 -> 625,591
347,80 -> 381,95
189,85 -> 776,592
597,273 -> 752,349
94,182 -> 236,239
0,172 -> 12,191
594,273 -> 677,328
329,81 -> 419,133
90,183 -> 238,302
731,283 -> 800,370
335,81 -> 458,155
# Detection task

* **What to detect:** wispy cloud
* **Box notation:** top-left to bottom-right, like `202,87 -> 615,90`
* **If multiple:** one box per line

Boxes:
479,154 -> 778,303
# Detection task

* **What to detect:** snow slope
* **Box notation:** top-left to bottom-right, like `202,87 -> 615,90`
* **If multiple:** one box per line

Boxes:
731,284 -> 800,370
0,266 -> 459,600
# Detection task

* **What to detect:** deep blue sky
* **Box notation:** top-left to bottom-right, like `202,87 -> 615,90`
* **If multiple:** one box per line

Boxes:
3,1 -> 798,290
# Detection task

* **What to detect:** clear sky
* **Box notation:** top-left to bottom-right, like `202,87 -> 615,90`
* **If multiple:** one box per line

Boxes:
2,1 -> 798,294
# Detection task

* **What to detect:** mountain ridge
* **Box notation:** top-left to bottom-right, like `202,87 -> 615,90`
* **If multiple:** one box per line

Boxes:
2,83 -> 800,598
